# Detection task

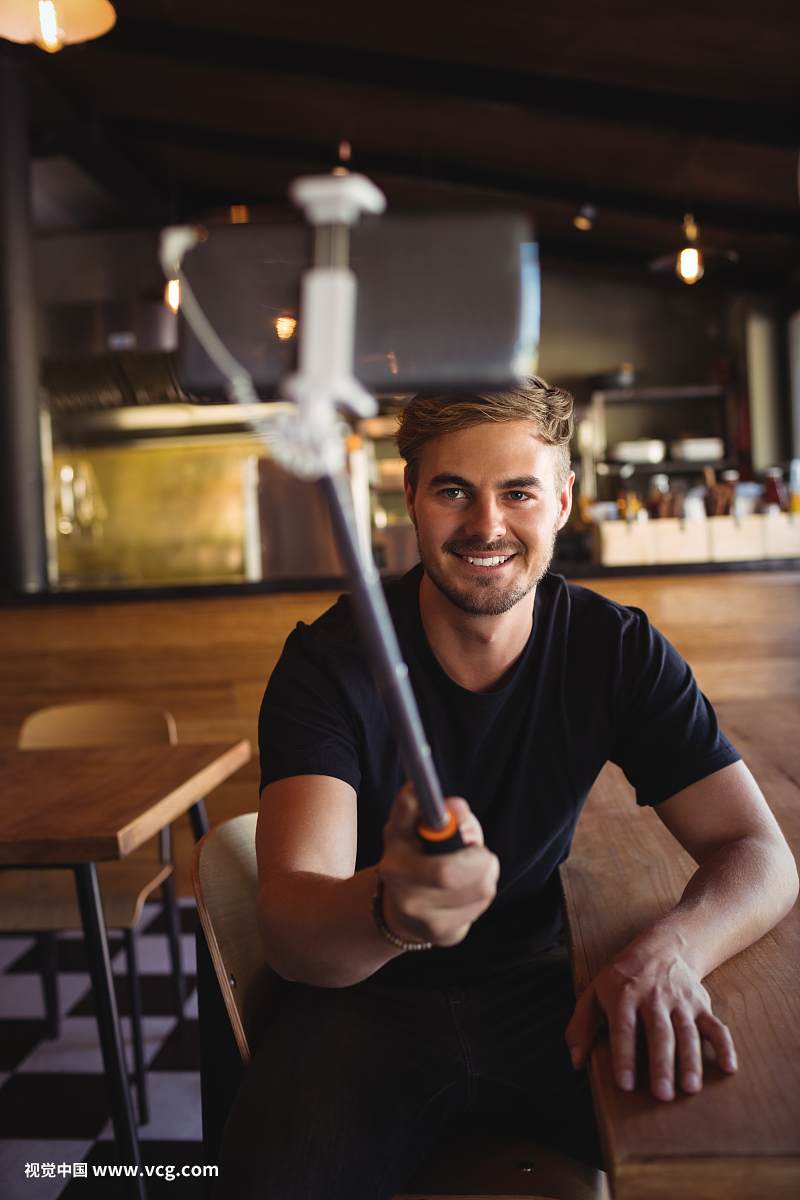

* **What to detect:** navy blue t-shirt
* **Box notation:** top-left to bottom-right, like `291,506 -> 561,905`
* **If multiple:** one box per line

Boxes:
259,566 -> 740,987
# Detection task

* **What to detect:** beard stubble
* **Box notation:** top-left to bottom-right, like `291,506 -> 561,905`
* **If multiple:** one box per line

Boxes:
415,523 -> 559,617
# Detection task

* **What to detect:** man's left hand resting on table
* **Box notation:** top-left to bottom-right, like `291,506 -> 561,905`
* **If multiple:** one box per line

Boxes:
565,759 -> 799,1101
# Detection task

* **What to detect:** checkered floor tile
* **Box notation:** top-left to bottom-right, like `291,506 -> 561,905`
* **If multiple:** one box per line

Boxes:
0,900 -> 208,1198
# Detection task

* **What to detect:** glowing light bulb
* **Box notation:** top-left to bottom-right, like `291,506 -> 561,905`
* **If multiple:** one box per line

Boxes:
573,204 -> 596,231
0,0 -> 116,53
677,247 -> 704,284
165,279 -> 180,313
276,316 -> 296,340
38,1 -> 62,51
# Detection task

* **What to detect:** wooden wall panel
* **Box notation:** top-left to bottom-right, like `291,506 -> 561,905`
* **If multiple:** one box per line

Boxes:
1,591 -> 338,893
580,573 -> 800,701
2,571 -> 797,892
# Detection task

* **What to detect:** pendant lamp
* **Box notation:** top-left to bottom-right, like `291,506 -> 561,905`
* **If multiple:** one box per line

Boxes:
0,0 -> 116,53
648,212 -> 738,284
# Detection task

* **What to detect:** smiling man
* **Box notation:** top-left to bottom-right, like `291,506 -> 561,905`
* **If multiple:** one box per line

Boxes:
215,380 -> 797,1200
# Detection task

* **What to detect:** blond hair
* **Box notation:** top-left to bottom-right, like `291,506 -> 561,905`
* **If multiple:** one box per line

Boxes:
396,377 -> 574,493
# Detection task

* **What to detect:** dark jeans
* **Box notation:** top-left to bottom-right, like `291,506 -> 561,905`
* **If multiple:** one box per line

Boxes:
215,947 -> 600,1199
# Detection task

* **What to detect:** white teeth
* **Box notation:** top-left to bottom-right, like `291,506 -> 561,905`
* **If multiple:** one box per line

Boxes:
465,555 -> 509,566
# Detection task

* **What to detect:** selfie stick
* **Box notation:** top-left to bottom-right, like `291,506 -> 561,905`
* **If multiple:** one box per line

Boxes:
159,174 -> 463,854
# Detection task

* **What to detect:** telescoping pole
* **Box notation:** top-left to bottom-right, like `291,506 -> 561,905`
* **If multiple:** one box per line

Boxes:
281,175 -> 463,853
319,470 -> 463,853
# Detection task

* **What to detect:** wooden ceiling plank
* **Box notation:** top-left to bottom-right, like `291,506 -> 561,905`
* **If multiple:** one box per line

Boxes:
95,16 -> 800,150
42,48 -> 800,219
113,0 -> 800,106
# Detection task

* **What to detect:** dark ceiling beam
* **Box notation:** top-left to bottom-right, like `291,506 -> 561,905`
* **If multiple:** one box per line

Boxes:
39,47 -> 800,227
113,0 -> 800,108
24,63 -> 170,226
108,115 -> 800,242
123,134 -> 798,292
101,17 -> 799,149
126,132 -> 798,265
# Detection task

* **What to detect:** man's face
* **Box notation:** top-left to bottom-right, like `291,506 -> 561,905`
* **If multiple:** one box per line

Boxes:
405,420 -> 574,617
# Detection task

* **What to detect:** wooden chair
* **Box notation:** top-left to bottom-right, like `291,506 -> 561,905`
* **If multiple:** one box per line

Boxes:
192,813 -> 610,1200
0,700 -> 189,1125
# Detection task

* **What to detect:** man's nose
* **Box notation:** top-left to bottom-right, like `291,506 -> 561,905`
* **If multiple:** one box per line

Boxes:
463,495 -> 506,543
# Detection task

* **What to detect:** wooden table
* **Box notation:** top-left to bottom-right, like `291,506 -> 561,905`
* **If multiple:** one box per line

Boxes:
0,739 -> 251,1199
560,701 -> 800,1200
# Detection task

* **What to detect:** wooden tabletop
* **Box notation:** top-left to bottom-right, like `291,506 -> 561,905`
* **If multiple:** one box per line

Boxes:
0,740 -> 251,865
560,701 -> 800,1200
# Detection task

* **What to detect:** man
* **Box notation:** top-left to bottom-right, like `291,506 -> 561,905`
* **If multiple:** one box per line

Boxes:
216,380 -> 797,1199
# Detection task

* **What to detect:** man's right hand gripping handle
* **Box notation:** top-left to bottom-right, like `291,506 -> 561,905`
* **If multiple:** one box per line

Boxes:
377,785 -> 500,948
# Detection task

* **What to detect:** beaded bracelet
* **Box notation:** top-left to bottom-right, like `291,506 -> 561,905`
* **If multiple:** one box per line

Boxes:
371,870 -> 433,952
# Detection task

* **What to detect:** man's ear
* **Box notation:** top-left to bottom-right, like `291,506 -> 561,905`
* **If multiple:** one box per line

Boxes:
404,466 -> 416,527
557,472 -> 575,530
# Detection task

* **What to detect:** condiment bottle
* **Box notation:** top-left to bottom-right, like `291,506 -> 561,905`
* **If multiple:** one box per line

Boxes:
790,460 -> 800,514
647,473 -> 672,519
763,467 -> 788,513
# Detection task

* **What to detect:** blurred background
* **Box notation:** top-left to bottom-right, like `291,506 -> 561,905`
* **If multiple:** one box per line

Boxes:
1,7 -> 799,1190
1,0 -> 799,593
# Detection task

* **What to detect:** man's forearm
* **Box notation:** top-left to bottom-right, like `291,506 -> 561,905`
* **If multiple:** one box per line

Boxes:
256,785 -> 499,988
646,830 -> 798,979
566,827 -> 797,1099
257,868 -> 404,988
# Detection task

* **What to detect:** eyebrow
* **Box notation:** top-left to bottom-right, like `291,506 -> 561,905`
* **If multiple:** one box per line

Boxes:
502,476 -> 544,490
428,473 -> 544,491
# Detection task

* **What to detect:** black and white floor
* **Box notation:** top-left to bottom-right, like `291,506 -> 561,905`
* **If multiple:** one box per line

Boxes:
0,899 -> 209,1198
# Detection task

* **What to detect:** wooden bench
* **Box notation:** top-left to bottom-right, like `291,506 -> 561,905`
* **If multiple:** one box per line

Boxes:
560,698 -> 800,1200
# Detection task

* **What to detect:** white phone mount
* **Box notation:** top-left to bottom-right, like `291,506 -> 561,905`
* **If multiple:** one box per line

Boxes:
158,171 -> 387,478
273,173 -> 386,479
289,172 -> 387,226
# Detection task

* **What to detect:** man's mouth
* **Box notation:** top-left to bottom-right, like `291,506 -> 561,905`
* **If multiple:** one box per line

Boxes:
461,554 -> 512,566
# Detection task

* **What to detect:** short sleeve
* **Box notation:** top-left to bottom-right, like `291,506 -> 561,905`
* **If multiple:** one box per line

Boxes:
610,608 -> 741,806
258,624 -> 364,796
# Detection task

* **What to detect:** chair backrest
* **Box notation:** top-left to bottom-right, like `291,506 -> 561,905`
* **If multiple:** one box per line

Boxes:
18,700 -> 178,749
191,813 -> 281,1065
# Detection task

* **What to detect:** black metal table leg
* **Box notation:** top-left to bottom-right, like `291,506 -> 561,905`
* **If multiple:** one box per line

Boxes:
74,863 -> 147,1200
161,873 -> 189,1063
37,931 -> 60,1040
188,799 -> 210,842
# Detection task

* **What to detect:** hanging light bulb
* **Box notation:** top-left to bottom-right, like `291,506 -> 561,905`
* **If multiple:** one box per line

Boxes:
678,247 -> 704,284
164,279 -> 181,314
0,0 -> 116,53
37,1 -> 61,50
573,203 -> 597,232
676,212 -> 704,284
651,211 -> 736,280
275,316 -> 297,340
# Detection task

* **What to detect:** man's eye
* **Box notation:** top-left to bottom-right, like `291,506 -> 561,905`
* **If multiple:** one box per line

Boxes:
507,491 -> 532,502
440,488 -> 466,499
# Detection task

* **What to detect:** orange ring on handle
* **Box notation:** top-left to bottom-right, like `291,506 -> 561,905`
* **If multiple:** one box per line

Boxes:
417,806 -> 459,843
